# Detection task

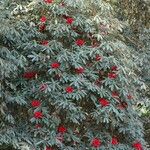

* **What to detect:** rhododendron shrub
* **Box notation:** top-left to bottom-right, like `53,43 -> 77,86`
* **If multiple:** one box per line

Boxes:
0,0 -> 146,150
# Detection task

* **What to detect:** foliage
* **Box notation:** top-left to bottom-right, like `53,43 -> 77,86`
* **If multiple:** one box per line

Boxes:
0,0 -> 147,150
110,0 -> 150,147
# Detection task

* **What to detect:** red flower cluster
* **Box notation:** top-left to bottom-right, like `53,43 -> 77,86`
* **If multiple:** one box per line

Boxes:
58,126 -> 67,134
108,72 -> 117,79
99,98 -> 110,107
54,74 -> 61,80
46,146 -> 53,150
40,83 -> 48,91
40,16 -> 47,23
133,142 -> 143,150
75,67 -> 84,74
51,62 -> 60,69
95,54 -> 102,61
66,17 -> 74,25
39,24 -> 46,32
111,137 -> 119,145
44,0 -> 53,4
112,91 -> 119,98
34,111 -> 43,119
76,39 -> 85,46
62,15 -> 69,19
66,86 -> 74,93
41,40 -> 49,46
118,102 -> 128,110
127,94 -> 133,100
31,100 -> 41,107
60,2 -> 65,7
95,78 -> 102,85
56,134 -> 64,142
23,71 -> 37,79
35,124 -> 42,129
111,66 -> 118,71
91,138 -> 101,148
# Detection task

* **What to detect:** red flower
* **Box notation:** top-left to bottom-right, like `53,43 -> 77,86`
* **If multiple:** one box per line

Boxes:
34,112 -> 43,119
41,40 -> 49,46
60,2 -> 65,6
118,104 -> 125,110
51,62 -> 60,69
127,94 -> 133,100
108,72 -> 117,79
111,137 -> 119,145
46,146 -> 53,150
54,74 -> 61,80
111,66 -> 118,71
91,138 -> 101,148
31,100 -> 41,107
23,71 -> 37,79
112,91 -> 119,98
75,67 -> 84,74
95,78 -> 102,85
62,15 -> 69,19
118,102 -> 128,110
56,134 -> 64,142
58,126 -> 67,134
66,86 -> 74,93
95,54 -> 102,61
99,70 -> 104,75
40,83 -> 48,91
44,0 -> 53,4
39,24 -> 46,31
99,98 -> 110,107
40,16 -> 47,23
75,39 -> 85,46
66,17 -> 74,25
87,63 -> 93,67
35,124 -> 42,129
133,142 -> 143,150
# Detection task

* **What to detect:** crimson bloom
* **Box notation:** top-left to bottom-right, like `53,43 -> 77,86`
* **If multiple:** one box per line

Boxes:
91,138 -> 101,148
56,134 -> 64,142
58,126 -> 67,134
75,39 -> 85,46
99,98 -> 110,107
118,102 -> 128,110
44,0 -> 53,4
51,62 -> 60,69
75,67 -> 84,74
41,40 -> 49,46
95,78 -> 102,85
23,71 -> 37,79
66,86 -> 74,93
35,124 -> 42,129
133,142 -> 143,150
62,15 -> 69,19
108,72 -> 117,79
39,24 -> 46,32
95,54 -> 102,61
31,100 -> 41,107
111,66 -> 118,71
127,94 -> 133,100
40,83 -> 48,91
60,2 -> 65,6
54,74 -> 61,80
40,16 -> 47,23
111,137 -> 119,145
46,146 -> 53,150
34,111 -> 43,119
112,91 -> 119,98
66,17 -> 74,25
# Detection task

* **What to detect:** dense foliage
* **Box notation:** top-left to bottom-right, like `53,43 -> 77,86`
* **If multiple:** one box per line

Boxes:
0,0 -> 148,150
